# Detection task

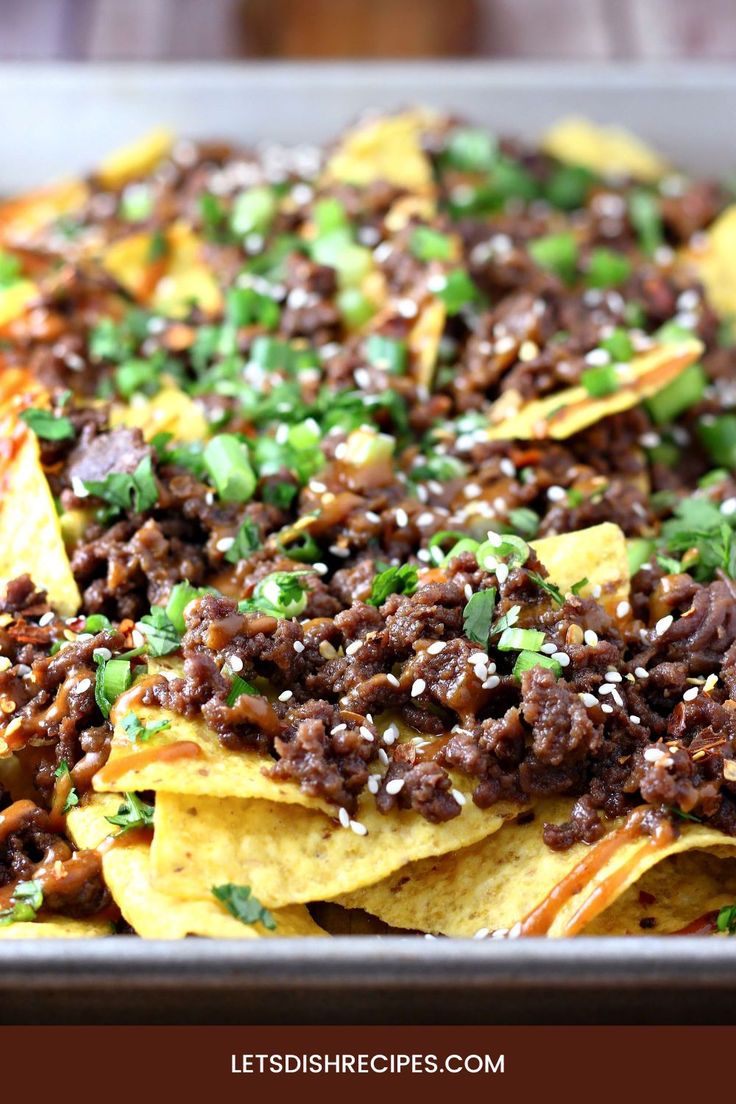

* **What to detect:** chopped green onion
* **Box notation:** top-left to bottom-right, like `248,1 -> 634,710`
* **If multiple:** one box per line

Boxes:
0,879 -> 43,926
627,538 -> 655,576
629,189 -> 663,257
698,414 -> 736,468
94,657 -> 132,719
646,363 -> 706,424
506,507 -> 539,540
444,127 -> 497,172
0,250 -> 23,289
476,533 -> 529,569
409,226 -> 454,262
120,183 -> 153,222
600,328 -> 634,362
544,164 -> 595,210
337,287 -> 375,328
252,571 -> 310,618
364,334 -> 407,375
512,651 -> 562,680
528,232 -> 578,285
230,186 -> 277,237
204,434 -> 256,503
226,286 -> 280,330
497,627 -> 545,652
441,537 -> 480,566
581,364 -> 619,398
313,197 -> 348,235
435,269 -> 481,315
427,530 -> 467,565
114,358 -> 157,399
165,581 -> 206,633
19,408 -> 75,441
585,248 -> 632,289
311,231 -> 372,287
226,675 -> 258,707
655,320 -> 695,345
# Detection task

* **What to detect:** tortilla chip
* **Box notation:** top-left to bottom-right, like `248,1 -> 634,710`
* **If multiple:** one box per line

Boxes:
337,799 -> 589,935
93,700 -> 330,811
0,280 -> 38,328
67,795 -> 324,938
531,522 -> 629,616
97,128 -> 174,190
409,298 -> 446,389
102,223 -> 221,317
681,204 -> 736,317
110,386 -> 209,444
584,849 -> 736,935
0,422 -> 80,616
324,110 -> 436,194
0,179 -> 89,244
542,116 -> 669,182
486,340 -> 702,441
0,916 -> 113,939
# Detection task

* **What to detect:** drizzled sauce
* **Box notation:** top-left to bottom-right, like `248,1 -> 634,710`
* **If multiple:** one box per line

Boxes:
94,740 -> 202,786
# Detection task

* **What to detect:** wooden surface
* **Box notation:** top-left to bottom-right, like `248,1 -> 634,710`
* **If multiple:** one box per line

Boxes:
3,0 -> 735,60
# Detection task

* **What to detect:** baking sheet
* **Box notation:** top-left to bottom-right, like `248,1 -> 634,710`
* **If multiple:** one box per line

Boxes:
2,60 -> 736,1024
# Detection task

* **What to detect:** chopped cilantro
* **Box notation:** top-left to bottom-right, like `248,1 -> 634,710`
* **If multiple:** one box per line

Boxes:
19,408 -> 75,441
211,883 -> 277,930
0,880 -> 43,926
138,606 -> 181,657
570,577 -> 589,596
94,655 -> 132,719
462,588 -> 497,647
121,712 -> 171,742
224,517 -> 262,564
84,456 -> 158,517
528,571 -> 565,606
659,496 -> 736,582
53,760 -> 79,813
105,793 -> 155,833
0,250 -> 22,288
716,904 -> 736,934
367,564 -> 419,608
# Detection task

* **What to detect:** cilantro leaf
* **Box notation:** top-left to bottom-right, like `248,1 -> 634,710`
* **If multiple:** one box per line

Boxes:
53,760 -> 79,813
84,455 -> 158,517
20,408 -> 75,441
138,606 -> 181,656
0,879 -> 43,926
367,564 -> 419,608
717,904 -> 736,934
528,571 -> 565,606
462,588 -> 497,647
491,604 -> 521,637
570,577 -> 589,596
211,883 -> 277,931
105,793 -> 154,833
659,496 -> 736,582
121,711 -> 171,742
224,517 -> 262,564
226,674 -> 258,707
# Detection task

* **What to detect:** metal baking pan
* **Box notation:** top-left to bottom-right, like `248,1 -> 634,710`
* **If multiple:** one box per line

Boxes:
3,60 -> 736,1025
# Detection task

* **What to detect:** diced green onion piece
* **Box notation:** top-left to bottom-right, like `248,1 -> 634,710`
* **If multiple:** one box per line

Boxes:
337,287 -> 375,328
345,427 -> 395,467
698,414 -> 736,468
427,529 -> 467,565
226,674 -> 258,707
435,269 -> 481,314
231,186 -> 277,236
585,248 -> 632,289
505,507 -> 540,540
313,197 -> 348,235
364,334 -> 407,375
528,232 -> 578,285
254,572 -> 309,618
646,439 -> 680,467
476,533 -> 529,569
629,189 -> 663,257
204,434 -> 256,503
311,231 -> 372,287
441,537 -> 481,566
277,531 -> 321,564
544,165 -> 595,210
165,581 -> 204,634
115,358 -> 156,399
101,659 -> 132,705
600,327 -> 635,362
646,362 -> 706,424
512,651 -> 562,681
627,538 -> 655,576
497,627 -> 545,652
444,127 -> 497,172
699,468 -> 730,488
248,335 -> 292,371
226,286 -> 280,330
655,319 -> 696,345
120,184 -> 153,222
409,226 -> 454,262
581,364 -> 619,398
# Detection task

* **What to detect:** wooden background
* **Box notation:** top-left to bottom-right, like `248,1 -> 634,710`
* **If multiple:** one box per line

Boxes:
4,0 -> 735,61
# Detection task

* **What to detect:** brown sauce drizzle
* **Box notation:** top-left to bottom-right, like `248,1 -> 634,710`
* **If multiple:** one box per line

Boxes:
94,740 -> 203,787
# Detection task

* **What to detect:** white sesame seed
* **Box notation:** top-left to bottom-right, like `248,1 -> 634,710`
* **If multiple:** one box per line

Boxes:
71,476 -> 90,498
599,683 -> 614,695
386,673 -> 400,688
683,686 -> 699,702
359,726 -> 374,742
635,666 -> 649,679
452,788 -> 467,806
76,678 -> 91,694
216,536 -> 235,552
604,671 -> 622,683
644,747 -> 666,763
229,655 -> 244,673
721,498 -> 736,517
309,481 -> 327,494
464,584 -> 473,601
584,630 -> 599,647
601,703 -> 613,714
630,715 -> 641,725
427,640 -> 447,655
547,485 -> 566,502
580,693 -> 598,708
483,675 -> 500,689
278,690 -> 293,702
367,775 -> 380,794
383,723 -> 399,745
473,665 -> 489,682
293,641 -> 305,653
411,678 -> 426,698
499,458 -> 516,478
552,652 -> 570,667
473,927 -> 490,940
346,640 -> 363,656
92,647 -> 112,662
540,643 -> 557,655
312,562 -> 328,575
378,748 -> 389,766
365,511 -> 381,524
496,562 -> 509,584
349,818 -> 368,836
616,601 -> 631,618
38,611 -> 55,627
331,723 -> 347,734
611,688 -> 624,707
655,615 -> 673,637
469,652 -> 488,664
385,778 -> 405,795
395,508 -> 409,528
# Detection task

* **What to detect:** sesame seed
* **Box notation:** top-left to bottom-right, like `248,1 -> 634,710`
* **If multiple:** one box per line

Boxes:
635,666 -> 649,679
583,630 -> 598,646
312,562 -> 328,575
359,726 -> 374,742
499,458 -> 516,477
547,485 -> 566,502
386,673 -> 400,688
411,679 -> 426,698
365,511 -> 381,524
395,508 -> 409,528
349,819 -> 368,836
452,788 -> 467,806
601,703 -> 613,714
655,615 -> 673,637
278,690 -> 293,702
338,807 -> 350,828
93,647 -> 112,662
630,715 -> 641,725
496,562 -> 509,584
367,776 -> 380,794
604,671 -> 622,683
385,778 -> 405,795
683,686 -> 699,702
383,723 -> 399,745
346,640 -> 363,656
473,927 -> 490,940
427,640 -> 447,655
580,693 -> 598,708
644,747 -> 665,763
552,652 -> 570,667
469,652 -> 488,664
76,678 -> 91,694
599,683 -> 613,695
483,675 -> 500,689
722,498 -> 736,517
230,655 -> 244,672
71,476 -> 89,499
331,723 -> 347,734
540,643 -> 557,655
378,748 -> 389,766
293,641 -> 305,653
611,688 -> 624,707
216,536 -> 235,552
464,584 -> 473,601
38,612 -> 55,627
616,601 -> 631,618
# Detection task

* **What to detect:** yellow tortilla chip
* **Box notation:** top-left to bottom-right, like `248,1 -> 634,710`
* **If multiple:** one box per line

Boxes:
542,116 -> 669,182
0,279 -> 38,328
97,128 -> 173,190
486,340 -> 702,441
0,916 -> 112,939
93,699 -> 329,811
409,298 -> 446,390
150,788 -> 513,909
0,178 -> 89,243
67,795 -> 324,938
0,422 -> 80,615
531,522 -> 629,616
110,386 -> 209,444
338,799 -> 589,935
682,204 -> 736,317
324,110 -> 436,194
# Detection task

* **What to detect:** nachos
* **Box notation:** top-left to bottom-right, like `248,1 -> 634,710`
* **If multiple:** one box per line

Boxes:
2,113 -> 736,940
